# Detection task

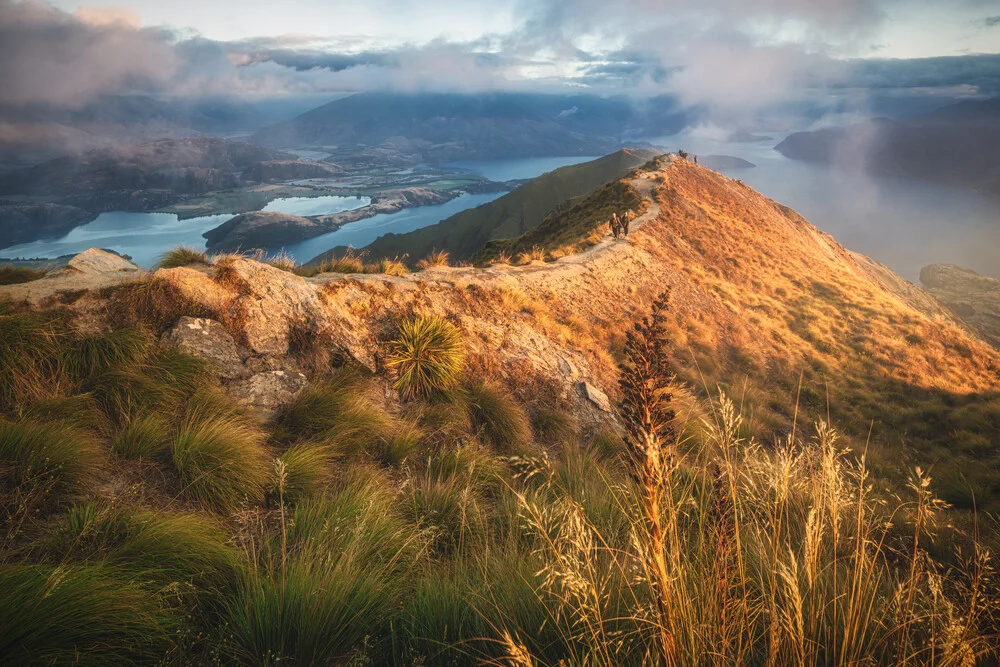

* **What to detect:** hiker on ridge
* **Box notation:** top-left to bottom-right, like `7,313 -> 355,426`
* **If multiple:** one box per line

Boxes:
610,213 -> 621,239
622,211 -> 632,237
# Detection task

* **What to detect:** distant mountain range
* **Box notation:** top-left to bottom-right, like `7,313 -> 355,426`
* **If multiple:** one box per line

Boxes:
252,93 -> 690,161
775,97 -> 1000,197
0,94 -> 341,165
308,148 -> 661,266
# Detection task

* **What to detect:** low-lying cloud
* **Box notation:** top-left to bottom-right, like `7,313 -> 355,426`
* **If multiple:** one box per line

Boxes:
1,0 -> 998,124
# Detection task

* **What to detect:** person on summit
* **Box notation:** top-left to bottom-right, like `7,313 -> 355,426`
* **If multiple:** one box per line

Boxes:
622,210 -> 633,237
610,212 -> 621,239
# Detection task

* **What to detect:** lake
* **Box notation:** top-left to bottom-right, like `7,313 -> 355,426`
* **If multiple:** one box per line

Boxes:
443,156 -> 599,182
648,131 -> 1000,281
2,195 -> 370,269
274,192 -> 506,262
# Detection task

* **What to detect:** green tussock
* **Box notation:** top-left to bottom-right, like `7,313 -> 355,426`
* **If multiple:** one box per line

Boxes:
112,412 -> 172,459
0,419 -> 101,515
0,563 -> 176,665
532,408 -> 579,445
465,382 -> 532,454
171,410 -> 271,512
272,443 -> 336,502
387,315 -> 465,400
0,307 -> 64,411
62,328 -> 152,378
158,246 -> 209,269
92,349 -> 210,424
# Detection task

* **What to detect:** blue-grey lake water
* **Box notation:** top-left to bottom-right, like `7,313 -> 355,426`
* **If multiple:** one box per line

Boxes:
274,192 -> 506,262
649,131 -> 1000,281
2,195 -> 370,268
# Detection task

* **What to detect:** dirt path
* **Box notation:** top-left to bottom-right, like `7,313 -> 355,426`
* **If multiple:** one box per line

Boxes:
424,173 -> 664,291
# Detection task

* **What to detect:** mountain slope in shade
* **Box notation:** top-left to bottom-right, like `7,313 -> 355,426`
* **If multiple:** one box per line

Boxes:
775,118 -> 1000,196
308,148 -> 661,266
251,92 -> 688,160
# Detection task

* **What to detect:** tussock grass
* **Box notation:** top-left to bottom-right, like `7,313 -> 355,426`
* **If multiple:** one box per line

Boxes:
387,315 -> 465,400
0,265 -> 47,285
62,328 -> 151,378
417,249 -> 450,269
271,443 -> 336,502
0,307 -> 64,410
532,408 -> 578,445
45,503 -> 239,595
0,563 -> 175,664
158,246 -> 208,269
101,277 -> 211,333
171,409 -> 271,512
112,412 -> 171,459
24,394 -> 108,436
92,349 -> 209,424
0,420 -> 101,520
274,377 -> 400,459
466,382 -> 532,454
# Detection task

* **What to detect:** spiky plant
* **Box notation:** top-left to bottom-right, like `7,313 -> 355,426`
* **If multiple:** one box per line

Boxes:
158,246 -> 208,269
386,315 -> 465,400
0,307 -> 64,411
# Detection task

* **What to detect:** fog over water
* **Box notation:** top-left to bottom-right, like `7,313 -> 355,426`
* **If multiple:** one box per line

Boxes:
648,132 -> 1000,282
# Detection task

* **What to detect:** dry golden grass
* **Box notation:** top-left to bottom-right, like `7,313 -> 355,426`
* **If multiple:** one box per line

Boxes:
417,249 -> 450,269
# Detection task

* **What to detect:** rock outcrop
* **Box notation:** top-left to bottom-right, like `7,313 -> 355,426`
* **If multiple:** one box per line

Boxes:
164,317 -> 246,380
65,248 -> 139,275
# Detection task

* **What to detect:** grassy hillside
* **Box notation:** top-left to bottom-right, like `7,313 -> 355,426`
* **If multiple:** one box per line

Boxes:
3,156 -> 1000,664
472,179 -> 646,264
308,148 -> 660,267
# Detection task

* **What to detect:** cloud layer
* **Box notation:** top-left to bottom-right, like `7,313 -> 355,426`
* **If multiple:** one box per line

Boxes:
1,0 -> 998,122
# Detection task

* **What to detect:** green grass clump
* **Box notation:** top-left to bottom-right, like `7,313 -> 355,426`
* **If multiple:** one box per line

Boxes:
274,377 -> 400,459
92,349 -> 209,424
465,382 -> 532,454
0,420 -> 101,517
158,246 -> 209,269
45,503 -> 239,596
24,394 -> 108,436
532,409 -> 578,445
171,411 -> 271,512
0,265 -> 47,285
0,307 -> 63,410
272,443 -> 336,502
62,328 -> 151,379
0,563 -> 175,665
112,412 -> 172,459
387,315 -> 465,400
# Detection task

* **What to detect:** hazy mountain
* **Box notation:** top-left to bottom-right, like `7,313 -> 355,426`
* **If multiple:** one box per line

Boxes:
0,94 -> 341,165
910,97 -> 1000,126
308,148 -> 661,265
252,92 -> 689,160
0,138 -> 292,199
775,118 -> 1000,196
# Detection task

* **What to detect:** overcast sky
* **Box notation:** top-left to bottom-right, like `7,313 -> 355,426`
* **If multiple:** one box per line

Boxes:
3,0 -> 999,118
